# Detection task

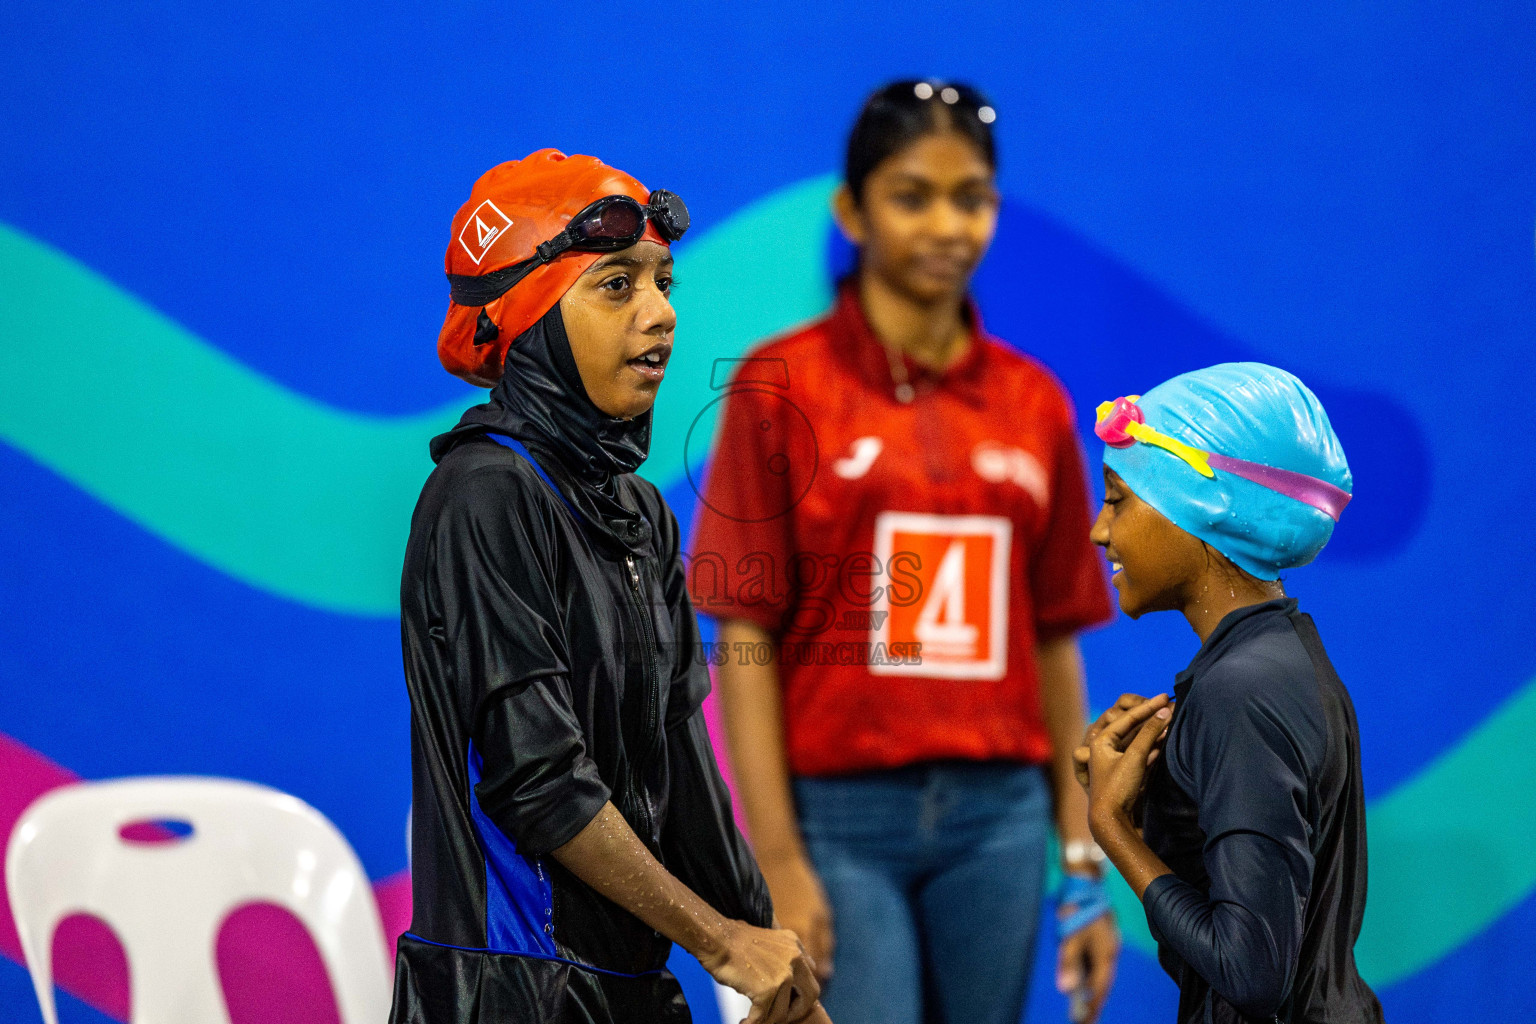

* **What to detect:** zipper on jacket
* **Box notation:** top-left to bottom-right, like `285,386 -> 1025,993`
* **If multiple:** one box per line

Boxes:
624,552 -> 661,845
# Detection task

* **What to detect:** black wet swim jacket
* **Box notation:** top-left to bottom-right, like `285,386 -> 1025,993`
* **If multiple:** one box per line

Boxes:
390,306 -> 771,1023
1141,599 -> 1385,1024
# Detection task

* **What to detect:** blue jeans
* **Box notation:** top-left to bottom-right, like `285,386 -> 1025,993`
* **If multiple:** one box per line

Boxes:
794,761 -> 1049,1024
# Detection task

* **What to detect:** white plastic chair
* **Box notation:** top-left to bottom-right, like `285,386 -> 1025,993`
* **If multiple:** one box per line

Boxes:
5,776 -> 392,1024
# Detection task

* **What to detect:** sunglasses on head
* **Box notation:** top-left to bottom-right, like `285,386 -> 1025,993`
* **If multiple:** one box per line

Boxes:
448,190 -> 690,308
879,79 -> 997,124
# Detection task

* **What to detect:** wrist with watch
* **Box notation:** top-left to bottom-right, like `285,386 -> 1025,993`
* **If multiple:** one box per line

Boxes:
1057,837 -> 1113,1020
1062,838 -> 1106,876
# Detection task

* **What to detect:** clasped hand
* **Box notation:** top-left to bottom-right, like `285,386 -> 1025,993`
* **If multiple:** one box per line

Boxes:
699,918 -> 827,1024
1073,693 -> 1173,826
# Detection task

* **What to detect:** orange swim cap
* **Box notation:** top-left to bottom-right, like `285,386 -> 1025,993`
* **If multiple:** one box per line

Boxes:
438,149 -> 667,387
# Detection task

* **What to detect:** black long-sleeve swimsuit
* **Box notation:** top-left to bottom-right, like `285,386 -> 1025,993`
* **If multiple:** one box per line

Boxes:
389,306 -> 772,1024
1141,599 -> 1385,1024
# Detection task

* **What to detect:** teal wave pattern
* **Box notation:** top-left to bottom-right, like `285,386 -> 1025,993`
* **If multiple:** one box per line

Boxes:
3,174 -> 1533,987
0,174 -> 836,617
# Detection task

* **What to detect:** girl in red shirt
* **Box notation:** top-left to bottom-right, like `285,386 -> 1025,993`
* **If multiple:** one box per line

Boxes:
691,81 -> 1120,1024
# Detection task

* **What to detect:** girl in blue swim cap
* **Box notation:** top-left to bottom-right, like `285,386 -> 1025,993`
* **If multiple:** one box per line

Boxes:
1076,363 -> 1384,1023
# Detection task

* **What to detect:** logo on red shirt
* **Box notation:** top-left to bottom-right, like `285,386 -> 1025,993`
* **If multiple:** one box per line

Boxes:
971,441 -> 1050,507
833,436 -> 884,479
871,512 -> 1011,679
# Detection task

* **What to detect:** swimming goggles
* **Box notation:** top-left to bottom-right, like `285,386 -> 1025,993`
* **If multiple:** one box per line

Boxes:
448,190 -> 690,307
1095,395 -> 1352,521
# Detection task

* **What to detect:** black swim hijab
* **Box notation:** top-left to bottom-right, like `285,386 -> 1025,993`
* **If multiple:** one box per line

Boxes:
431,303 -> 654,551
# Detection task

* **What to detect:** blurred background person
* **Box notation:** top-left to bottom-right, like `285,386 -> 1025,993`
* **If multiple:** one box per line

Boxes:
691,80 -> 1120,1024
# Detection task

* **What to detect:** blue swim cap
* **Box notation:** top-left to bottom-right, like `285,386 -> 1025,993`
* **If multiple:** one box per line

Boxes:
1100,363 -> 1352,580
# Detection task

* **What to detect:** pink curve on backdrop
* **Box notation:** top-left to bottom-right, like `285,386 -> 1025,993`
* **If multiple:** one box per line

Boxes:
0,685 -> 737,1020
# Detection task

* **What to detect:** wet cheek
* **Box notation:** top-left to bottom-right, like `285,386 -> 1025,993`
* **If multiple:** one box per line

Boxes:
1114,522 -> 1146,576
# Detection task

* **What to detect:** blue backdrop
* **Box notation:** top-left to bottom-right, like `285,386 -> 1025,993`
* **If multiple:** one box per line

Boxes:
2,3 -> 1533,1021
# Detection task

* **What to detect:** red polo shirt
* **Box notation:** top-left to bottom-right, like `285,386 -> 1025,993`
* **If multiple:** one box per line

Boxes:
689,285 -> 1113,776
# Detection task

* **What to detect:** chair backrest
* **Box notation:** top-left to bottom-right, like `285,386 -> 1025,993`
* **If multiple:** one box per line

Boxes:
5,776 -> 391,1024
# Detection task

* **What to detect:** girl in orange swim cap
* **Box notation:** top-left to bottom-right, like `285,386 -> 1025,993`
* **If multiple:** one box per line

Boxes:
393,149 -> 829,1024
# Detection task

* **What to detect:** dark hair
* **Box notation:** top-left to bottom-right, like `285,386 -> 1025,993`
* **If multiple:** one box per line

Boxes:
844,79 -> 998,202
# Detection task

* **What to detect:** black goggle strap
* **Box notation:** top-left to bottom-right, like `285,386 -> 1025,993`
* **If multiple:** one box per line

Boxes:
446,199 -> 608,306
446,226 -> 586,306
534,233 -> 577,262
447,256 -> 541,307
446,190 -> 688,307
